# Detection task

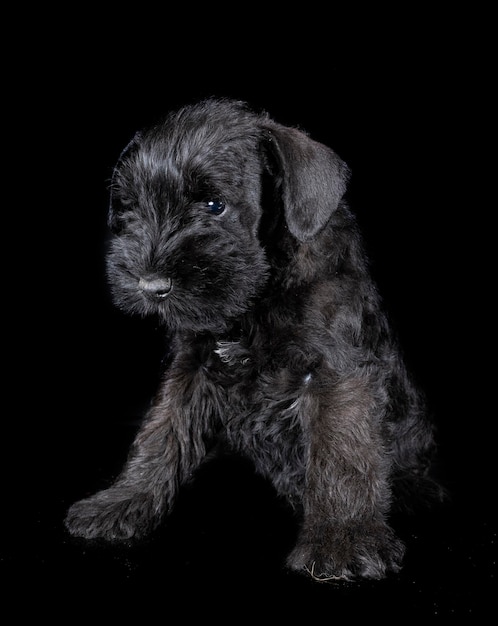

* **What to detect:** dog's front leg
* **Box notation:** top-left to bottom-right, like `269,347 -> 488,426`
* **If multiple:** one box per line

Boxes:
286,375 -> 405,580
65,366 -> 215,541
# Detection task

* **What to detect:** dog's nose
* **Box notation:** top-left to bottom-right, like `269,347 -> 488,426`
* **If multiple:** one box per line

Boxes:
138,277 -> 173,299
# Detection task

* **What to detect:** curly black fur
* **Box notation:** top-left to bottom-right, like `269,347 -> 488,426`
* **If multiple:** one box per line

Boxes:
65,98 -> 445,580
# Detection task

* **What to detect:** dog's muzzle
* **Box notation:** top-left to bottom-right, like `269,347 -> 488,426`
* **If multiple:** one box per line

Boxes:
138,276 -> 173,300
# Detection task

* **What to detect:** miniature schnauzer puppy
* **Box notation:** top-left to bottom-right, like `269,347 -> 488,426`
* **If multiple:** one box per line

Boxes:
65,97 -> 444,580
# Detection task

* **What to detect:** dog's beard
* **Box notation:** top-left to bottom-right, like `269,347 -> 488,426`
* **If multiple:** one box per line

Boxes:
109,279 -> 263,333
106,237 -> 270,333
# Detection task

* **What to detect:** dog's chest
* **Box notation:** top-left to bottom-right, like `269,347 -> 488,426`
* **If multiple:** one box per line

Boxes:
208,336 -> 311,487
213,339 -> 251,368
206,333 -> 315,415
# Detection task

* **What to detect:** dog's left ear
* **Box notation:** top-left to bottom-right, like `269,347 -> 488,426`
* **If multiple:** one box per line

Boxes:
265,124 -> 350,242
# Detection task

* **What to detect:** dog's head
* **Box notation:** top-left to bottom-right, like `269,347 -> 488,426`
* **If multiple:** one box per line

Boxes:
106,98 -> 350,333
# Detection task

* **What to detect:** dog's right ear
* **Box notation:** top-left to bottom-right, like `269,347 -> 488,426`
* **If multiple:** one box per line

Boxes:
264,124 -> 350,242
108,132 -> 143,233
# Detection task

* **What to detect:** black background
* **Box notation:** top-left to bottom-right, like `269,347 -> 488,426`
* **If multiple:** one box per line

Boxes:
5,9 -> 495,619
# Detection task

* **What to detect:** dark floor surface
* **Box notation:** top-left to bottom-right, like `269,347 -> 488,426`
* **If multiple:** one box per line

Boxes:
3,407 -> 496,619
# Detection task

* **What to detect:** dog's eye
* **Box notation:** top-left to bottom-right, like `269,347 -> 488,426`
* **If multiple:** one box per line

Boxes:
205,199 -> 225,216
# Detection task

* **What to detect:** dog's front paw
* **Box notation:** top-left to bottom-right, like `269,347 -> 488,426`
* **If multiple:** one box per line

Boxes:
286,521 -> 405,581
64,488 -> 160,541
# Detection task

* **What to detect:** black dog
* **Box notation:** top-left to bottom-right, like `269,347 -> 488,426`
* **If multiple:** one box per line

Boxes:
65,98 -> 444,580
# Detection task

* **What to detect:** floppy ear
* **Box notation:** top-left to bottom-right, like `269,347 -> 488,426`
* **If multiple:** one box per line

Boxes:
108,132 -> 143,232
266,124 -> 350,242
